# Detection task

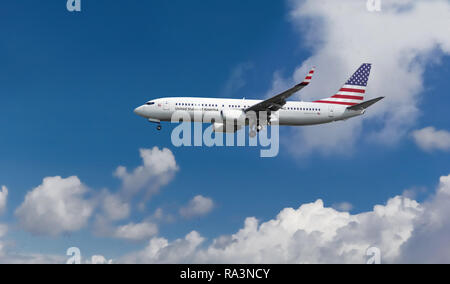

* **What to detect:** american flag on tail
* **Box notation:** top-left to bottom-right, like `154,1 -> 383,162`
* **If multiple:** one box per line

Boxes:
314,63 -> 372,106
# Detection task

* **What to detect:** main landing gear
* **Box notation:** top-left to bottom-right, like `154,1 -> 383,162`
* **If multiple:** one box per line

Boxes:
257,124 -> 263,132
249,124 -> 264,138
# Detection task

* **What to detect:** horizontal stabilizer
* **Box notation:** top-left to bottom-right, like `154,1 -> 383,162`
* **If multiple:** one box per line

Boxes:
347,97 -> 384,111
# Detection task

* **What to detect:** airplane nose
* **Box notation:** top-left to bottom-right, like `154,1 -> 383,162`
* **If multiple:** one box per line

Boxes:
134,105 -> 146,117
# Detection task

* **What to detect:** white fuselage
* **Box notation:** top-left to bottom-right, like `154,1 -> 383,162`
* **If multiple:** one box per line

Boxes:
134,97 -> 364,126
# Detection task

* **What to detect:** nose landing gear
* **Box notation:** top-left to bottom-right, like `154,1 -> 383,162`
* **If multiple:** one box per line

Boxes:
148,118 -> 162,131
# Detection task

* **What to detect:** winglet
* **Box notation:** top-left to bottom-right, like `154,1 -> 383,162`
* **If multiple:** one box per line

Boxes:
298,67 -> 316,86
245,66 -> 316,113
347,96 -> 384,111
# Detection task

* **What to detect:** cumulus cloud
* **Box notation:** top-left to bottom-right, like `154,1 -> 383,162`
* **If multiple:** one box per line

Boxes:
114,147 -> 178,200
122,231 -> 205,264
179,195 -> 215,219
92,195 -> 134,239
280,0 -> 450,156
15,176 -> 94,236
397,175 -> 450,263
412,127 -> 450,152
152,208 -> 176,223
123,198 -> 420,263
121,174 -> 450,264
113,222 -> 159,242
0,186 -> 7,214
99,191 -> 130,221
1,147 -> 180,260
93,147 -> 178,239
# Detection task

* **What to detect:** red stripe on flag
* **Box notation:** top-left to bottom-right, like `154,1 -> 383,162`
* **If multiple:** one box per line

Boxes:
314,100 -> 358,106
339,88 -> 365,93
331,95 -> 364,100
305,76 -> 312,80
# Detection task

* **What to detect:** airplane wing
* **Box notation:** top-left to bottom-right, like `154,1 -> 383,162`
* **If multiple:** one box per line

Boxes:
245,67 -> 315,113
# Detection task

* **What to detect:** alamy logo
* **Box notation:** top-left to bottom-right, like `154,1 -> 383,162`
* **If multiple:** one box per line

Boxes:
67,0 -> 81,12
169,110 -> 280,158
66,247 -> 112,264
366,247 -> 381,264
66,247 -> 81,264
366,0 -> 382,12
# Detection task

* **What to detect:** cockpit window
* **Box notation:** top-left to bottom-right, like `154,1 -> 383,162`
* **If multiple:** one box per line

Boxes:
146,102 -> 155,105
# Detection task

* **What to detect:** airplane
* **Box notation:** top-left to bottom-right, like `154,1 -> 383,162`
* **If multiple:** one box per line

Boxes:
134,63 -> 384,137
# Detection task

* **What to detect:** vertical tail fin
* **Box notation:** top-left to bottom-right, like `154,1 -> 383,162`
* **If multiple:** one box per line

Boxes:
314,63 -> 372,106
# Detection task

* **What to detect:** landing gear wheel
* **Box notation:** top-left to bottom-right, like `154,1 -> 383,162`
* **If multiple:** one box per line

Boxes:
156,125 -> 162,131
257,125 -> 263,132
249,130 -> 257,138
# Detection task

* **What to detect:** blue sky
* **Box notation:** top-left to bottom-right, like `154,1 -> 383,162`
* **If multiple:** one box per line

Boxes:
0,0 -> 450,263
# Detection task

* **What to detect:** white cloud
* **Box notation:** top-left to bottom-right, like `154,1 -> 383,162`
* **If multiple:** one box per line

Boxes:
114,147 -> 178,200
152,208 -> 175,223
1,147 -> 181,261
113,222 -> 158,242
92,193 -> 133,239
91,147 -> 178,239
280,0 -> 450,156
122,231 -> 204,264
332,202 -> 353,212
122,174 -> 450,264
0,186 -> 8,214
15,176 -> 94,236
412,127 -> 450,152
397,175 -> 450,263
179,195 -> 215,219
100,191 -> 130,221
